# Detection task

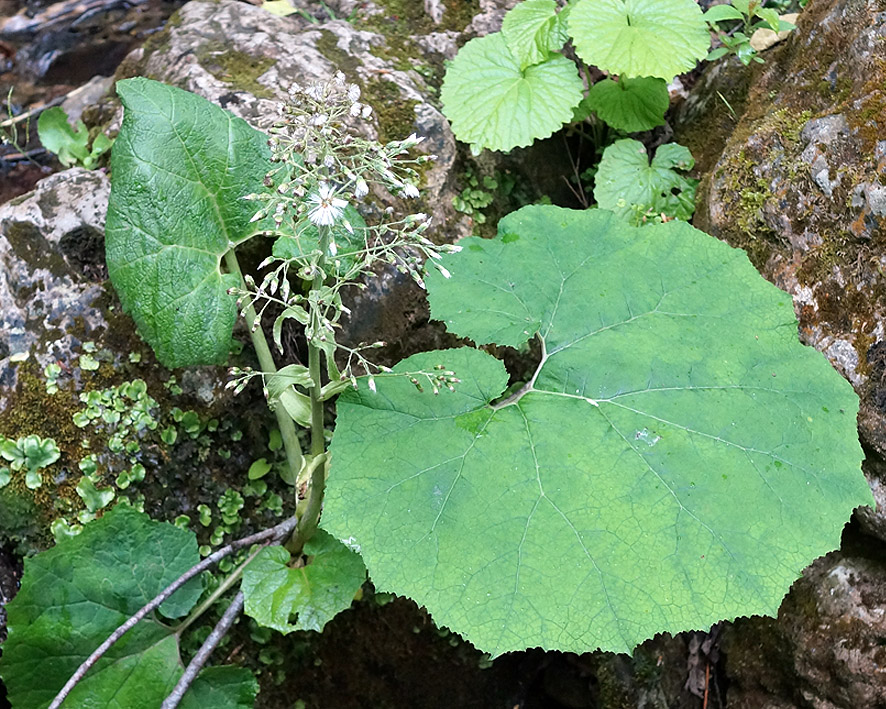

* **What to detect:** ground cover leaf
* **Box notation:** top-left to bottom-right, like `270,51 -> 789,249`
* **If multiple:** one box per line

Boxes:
0,505 -> 253,707
105,77 -> 273,367
501,0 -> 569,69
440,32 -> 584,152
568,0 -> 710,79
323,205 -> 871,656
584,77 -> 669,132
241,530 -> 366,634
594,138 -> 698,224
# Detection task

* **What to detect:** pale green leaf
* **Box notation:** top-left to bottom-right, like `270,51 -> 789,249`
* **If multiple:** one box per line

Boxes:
241,530 -> 366,634
0,505 -> 217,708
441,32 -> 584,152
594,138 -> 698,224
502,0 -> 569,69
703,4 -> 745,23
261,0 -> 298,16
568,0 -> 710,79
324,204 -> 871,656
585,76 -> 669,132
106,77 -> 274,367
37,107 -> 89,167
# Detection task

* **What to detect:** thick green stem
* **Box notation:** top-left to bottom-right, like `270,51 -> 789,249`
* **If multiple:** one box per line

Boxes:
224,250 -> 304,484
293,226 -> 331,548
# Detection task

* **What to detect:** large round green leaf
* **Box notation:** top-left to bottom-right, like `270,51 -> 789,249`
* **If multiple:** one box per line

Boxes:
585,76 -> 669,132
440,32 -> 584,152
568,0 -> 710,79
324,205 -> 871,656
106,78 -> 273,367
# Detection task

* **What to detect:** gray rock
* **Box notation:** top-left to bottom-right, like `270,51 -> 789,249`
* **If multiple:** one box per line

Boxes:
0,168 -> 110,408
685,0 -> 886,458
724,552 -> 886,709
117,0 -> 461,239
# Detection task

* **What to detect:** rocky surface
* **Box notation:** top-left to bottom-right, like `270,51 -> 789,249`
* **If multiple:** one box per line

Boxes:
675,0 -> 886,706
0,167 -> 110,406
682,0 -> 886,459
723,548 -> 886,709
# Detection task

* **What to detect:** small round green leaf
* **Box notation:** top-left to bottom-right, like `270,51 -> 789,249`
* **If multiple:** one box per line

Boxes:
241,530 -> 366,634
594,138 -> 698,224
502,0 -> 569,69
325,205 -> 871,656
568,0 -> 710,79
585,76 -> 669,132
441,32 -> 584,152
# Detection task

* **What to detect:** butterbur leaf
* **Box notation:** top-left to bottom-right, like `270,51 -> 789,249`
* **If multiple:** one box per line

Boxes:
106,77 -> 274,367
568,0 -> 710,79
703,4 -> 745,23
0,505 -> 253,707
441,32 -> 584,152
502,0 -> 569,69
585,76 -> 669,132
241,530 -> 366,634
594,138 -> 698,224
324,204 -> 871,656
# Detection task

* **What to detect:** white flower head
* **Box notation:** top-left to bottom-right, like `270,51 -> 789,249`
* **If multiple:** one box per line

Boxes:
401,182 -> 420,199
349,102 -> 362,117
347,84 -> 361,102
334,71 -> 346,87
367,377 -> 377,394
437,265 -> 451,279
354,178 -> 369,198
307,182 -> 348,227
361,104 -> 372,118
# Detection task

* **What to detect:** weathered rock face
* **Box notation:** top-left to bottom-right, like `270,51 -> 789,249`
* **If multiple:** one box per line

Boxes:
723,549 -> 886,709
0,168 -> 110,407
115,0 -> 462,240
676,1 -> 886,706
684,0 -> 886,459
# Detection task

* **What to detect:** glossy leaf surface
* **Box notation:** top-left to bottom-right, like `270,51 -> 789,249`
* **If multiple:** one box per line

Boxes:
324,205 -> 870,656
106,77 -> 272,367
585,77 -> 669,132
501,0 -> 569,69
569,0 -> 709,79
441,32 -> 584,152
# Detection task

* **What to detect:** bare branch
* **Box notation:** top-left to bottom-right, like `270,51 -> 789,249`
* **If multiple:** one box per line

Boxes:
161,591 -> 246,709
47,515 -> 297,709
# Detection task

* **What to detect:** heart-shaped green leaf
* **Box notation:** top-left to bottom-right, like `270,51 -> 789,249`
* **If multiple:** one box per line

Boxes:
585,76 -> 669,132
241,530 -> 366,634
106,77 -> 273,367
594,138 -> 698,224
568,0 -> 710,79
0,505 -> 254,707
324,205 -> 871,656
441,32 -> 584,152
502,0 -> 569,69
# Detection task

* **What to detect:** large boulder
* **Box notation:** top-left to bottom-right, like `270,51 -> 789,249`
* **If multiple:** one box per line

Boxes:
682,0 -> 886,458
675,1 -> 886,705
